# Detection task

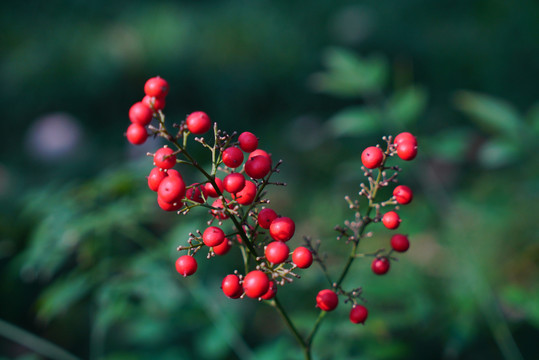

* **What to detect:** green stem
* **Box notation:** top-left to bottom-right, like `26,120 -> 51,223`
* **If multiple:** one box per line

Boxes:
271,297 -> 311,360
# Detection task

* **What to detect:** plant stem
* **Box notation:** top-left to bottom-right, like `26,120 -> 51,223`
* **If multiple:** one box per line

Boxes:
271,297 -> 311,360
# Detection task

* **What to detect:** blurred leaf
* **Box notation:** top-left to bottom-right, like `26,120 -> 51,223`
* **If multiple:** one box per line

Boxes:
454,91 -> 523,140
501,286 -> 539,328
525,102 -> 539,136
477,138 -> 520,168
423,128 -> 475,162
386,86 -> 427,126
326,106 -> 382,137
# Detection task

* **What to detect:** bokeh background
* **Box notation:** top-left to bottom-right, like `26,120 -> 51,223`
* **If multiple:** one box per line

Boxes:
1,1 -> 538,359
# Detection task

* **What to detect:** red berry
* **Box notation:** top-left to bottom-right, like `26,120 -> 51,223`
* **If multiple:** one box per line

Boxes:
238,132 -> 258,152
394,132 -> 417,147
232,180 -> 257,205
396,141 -> 418,161
243,270 -> 270,299
371,257 -> 390,275
186,111 -> 211,134
361,146 -> 384,169
175,255 -> 197,277
222,147 -> 244,168
157,195 -> 183,211
248,149 -> 271,163
382,211 -> 401,230
390,234 -> 410,252
202,226 -> 226,247
213,238 -> 231,256
142,95 -> 166,111
158,175 -> 186,203
211,198 -> 230,220
154,147 -> 176,169
126,123 -> 148,145
265,241 -> 290,264
349,305 -> 368,324
258,208 -> 278,229
393,185 -> 413,205
316,289 -> 339,311
223,173 -> 246,194
269,217 -> 295,242
186,183 -> 206,203
129,102 -> 153,126
144,76 -> 169,98
292,247 -> 313,269
204,178 -> 223,197
245,155 -> 271,179
148,167 -> 167,192
221,274 -> 243,299
260,281 -> 277,300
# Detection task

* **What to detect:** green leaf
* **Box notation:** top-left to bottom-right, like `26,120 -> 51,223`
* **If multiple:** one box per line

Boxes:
477,138 -> 520,168
525,102 -> 539,136
423,128 -> 475,162
326,106 -> 382,137
386,86 -> 427,125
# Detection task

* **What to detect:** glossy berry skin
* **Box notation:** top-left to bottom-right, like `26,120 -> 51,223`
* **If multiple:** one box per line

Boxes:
371,257 -> 390,275
390,234 -> 410,252
126,123 -> 148,145
186,111 -> 211,134
258,208 -> 278,229
248,149 -> 271,163
396,141 -> 418,161
148,167 -> 167,192
205,178 -> 224,197
292,246 -> 313,269
394,132 -> 417,147
129,102 -> 153,126
265,241 -> 290,264
221,274 -> 243,299
175,255 -> 197,277
393,185 -> 413,205
211,198 -> 230,220
244,155 -> 272,179
158,175 -> 186,203
202,226 -> 226,247
361,146 -> 384,169
223,173 -> 246,194
144,76 -> 169,98
238,132 -> 258,152
316,289 -> 339,312
154,147 -> 176,170
243,270 -> 270,299
269,217 -> 295,242
350,305 -> 368,324
382,211 -> 401,230
213,238 -> 231,256
142,95 -> 166,111
232,180 -> 257,205
157,195 -> 183,211
222,147 -> 244,168
186,184 -> 206,203
260,281 -> 277,300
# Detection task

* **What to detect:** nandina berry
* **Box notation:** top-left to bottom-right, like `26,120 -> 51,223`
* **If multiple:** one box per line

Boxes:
361,146 -> 384,169
238,132 -> 258,152
158,175 -> 186,203
126,123 -> 148,145
243,270 -> 270,299
393,185 -> 413,205
142,95 -> 166,111
258,208 -> 278,229
265,241 -> 290,264
390,234 -> 410,252
394,132 -> 417,147
371,257 -> 390,275
223,173 -> 246,194
232,180 -> 257,205
244,155 -> 272,179
148,167 -> 167,192
349,305 -> 368,324
382,211 -> 401,230
221,274 -> 243,299
154,147 -> 176,170
396,141 -> 417,161
144,76 -> 169,98
186,183 -> 206,203
205,178 -> 224,197
175,255 -> 197,277
316,289 -> 339,311
202,226 -> 226,247
213,238 -> 231,256
292,246 -> 313,269
157,195 -> 183,211
269,217 -> 295,242
186,111 -> 211,134
167,169 -> 181,178
211,198 -> 230,220
260,281 -> 277,300
129,102 -> 153,126
248,149 -> 272,164
222,147 -> 244,168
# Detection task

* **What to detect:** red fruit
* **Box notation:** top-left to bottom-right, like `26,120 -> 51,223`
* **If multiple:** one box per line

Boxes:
148,167 -> 167,192
186,111 -> 211,134
258,208 -> 278,229
126,123 -> 148,145
238,132 -> 258,152
205,178 -> 224,197
349,305 -> 368,324
260,281 -> 277,300
175,255 -> 197,277
245,155 -> 272,179
221,274 -> 243,299
202,226 -> 226,247
393,185 -> 413,205
144,76 -> 169,98
167,169 -> 181,178
142,95 -> 166,111
213,238 -> 231,256
129,102 -> 153,126
390,234 -> 410,253
394,132 -> 417,147
269,217 -> 295,242
223,173 -> 246,194
265,241 -> 290,264
316,289 -> 339,311
211,198 -> 230,220
154,147 -> 176,169
232,180 -> 257,205
292,247 -> 313,269
248,149 -> 271,163
371,257 -> 390,275
382,211 -> 401,230
186,183 -> 206,203
243,270 -> 270,299
157,195 -> 183,211
158,175 -> 186,203
222,147 -> 244,168
361,146 -> 384,169
396,141 -> 418,161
